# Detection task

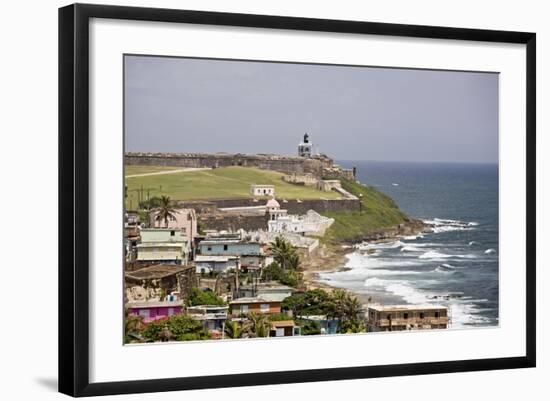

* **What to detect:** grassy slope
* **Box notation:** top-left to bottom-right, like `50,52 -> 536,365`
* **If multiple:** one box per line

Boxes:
125,166 -> 341,204
125,165 -> 182,176
323,178 -> 408,242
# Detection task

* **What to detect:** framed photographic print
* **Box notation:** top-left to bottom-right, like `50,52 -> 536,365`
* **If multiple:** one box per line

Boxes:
58,3 -> 536,397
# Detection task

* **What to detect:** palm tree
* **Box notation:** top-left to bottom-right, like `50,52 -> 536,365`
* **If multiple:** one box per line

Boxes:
224,320 -> 244,339
328,289 -> 365,333
246,313 -> 271,338
269,236 -> 299,270
154,195 -> 176,228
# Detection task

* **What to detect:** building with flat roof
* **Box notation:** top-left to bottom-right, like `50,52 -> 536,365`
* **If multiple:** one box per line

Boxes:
126,300 -> 183,323
366,304 -> 450,332
250,184 -> 275,197
229,295 -> 282,316
136,228 -> 190,265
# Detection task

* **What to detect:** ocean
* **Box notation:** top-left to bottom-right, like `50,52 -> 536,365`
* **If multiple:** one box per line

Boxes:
318,160 -> 499,328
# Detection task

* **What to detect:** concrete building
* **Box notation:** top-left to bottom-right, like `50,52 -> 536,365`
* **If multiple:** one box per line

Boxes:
126,300 -> 183,323
248,230 -> 320,256
150,208 -> 197,240
198,238 -> 262,257
194,255 -> 239,274
125,264 -> 196,303
270,320 -> 301,337
187,305 -> 229,331
250,184 -> 275,197
366,304 -> 450,332
229,296 -> 282,316
267,208 -> 335,236
136,228 -> 190,265
237,282 -> 295,300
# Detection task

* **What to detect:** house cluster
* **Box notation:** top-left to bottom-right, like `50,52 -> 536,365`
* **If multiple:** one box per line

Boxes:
124,200 -> 337,339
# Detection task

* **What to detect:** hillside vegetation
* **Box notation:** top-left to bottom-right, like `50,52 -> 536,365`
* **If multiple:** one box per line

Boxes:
125,166 -> 340,207
323,178 -> 408,242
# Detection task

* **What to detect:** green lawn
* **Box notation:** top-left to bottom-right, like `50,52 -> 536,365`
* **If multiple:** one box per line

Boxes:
323,178 -> 408,242
125,165 -> 183,176
125,166 -> 340,207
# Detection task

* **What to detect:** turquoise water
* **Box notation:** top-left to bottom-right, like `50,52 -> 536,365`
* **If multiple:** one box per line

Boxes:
319,161 -> 499,328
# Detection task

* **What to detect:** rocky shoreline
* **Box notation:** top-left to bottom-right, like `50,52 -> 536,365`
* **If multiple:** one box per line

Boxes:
302,218 -> 432,302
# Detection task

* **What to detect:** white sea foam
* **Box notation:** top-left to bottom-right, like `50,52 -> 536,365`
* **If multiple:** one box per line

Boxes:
484,248 -> 496,254
357,240 -> 405,250
423,217 -> 478,233
401,245 -> 422,252
468,241 -> 479,246
419,251 -> 476,260
419,251 -> 452,259
392,183 -> 399,186
365,269 -> 422,276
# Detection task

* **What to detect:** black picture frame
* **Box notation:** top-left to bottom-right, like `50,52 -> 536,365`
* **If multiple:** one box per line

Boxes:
58,3 -> 536,397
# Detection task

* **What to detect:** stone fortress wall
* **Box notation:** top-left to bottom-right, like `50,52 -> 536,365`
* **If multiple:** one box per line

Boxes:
125,152 -> 334,177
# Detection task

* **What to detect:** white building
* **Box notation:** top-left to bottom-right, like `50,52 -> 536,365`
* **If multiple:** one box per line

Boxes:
265,198 -> 334,236
250,184 -> 275,197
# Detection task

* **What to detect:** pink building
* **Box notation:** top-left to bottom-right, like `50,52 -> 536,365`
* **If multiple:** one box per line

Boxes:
126,300 -> 183,323
150,208 -> 197,240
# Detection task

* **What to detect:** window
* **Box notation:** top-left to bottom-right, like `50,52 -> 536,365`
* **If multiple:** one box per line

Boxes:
403,313 -> 409,319
138,309 -> 150,318
240,305 -> 249,314
170,230 -> 175,236
420,312 -> 425,319
223,244 -> 228,251
260,304 -> 270,313
386,314 -> 392,320
435,311 -> 440,318
182,228 -> 186,233
207,246 -> 212,251
167,307 -> 175,316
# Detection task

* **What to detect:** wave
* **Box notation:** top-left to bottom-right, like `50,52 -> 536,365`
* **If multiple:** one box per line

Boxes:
419,251 -> 477,260
365,269 -> 422,276
423,217 -> 478,233
434,266 -> 452,274
401,245 -> 422,252
484,248 -> 496,254
357,240 -> 405,250
419,251 -> 452,259
468,241 -> 479,246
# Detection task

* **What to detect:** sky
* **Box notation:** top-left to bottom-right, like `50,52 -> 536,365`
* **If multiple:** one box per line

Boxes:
124,55 -> 499,164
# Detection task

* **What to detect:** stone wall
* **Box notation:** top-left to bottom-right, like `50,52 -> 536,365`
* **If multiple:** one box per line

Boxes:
125,152 -> 334,176
198,213 -> 269,232
181,197 -> 361,215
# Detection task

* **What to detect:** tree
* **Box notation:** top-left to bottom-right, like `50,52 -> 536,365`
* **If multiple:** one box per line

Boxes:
246,313 -> 271,338
224,320 -> 245,339
282,289 -> 333,317
296,319 -> 322,335
124,314 -> 146,343
186,288 -> 226,306
142,314 -> 211,342
262,262 -> 302,288
154,195 -> 176,227
328,289 -> 365,333
269,236 -> 300,270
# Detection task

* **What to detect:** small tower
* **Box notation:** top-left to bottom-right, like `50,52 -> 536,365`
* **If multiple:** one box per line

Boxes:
298,133 -> 312,158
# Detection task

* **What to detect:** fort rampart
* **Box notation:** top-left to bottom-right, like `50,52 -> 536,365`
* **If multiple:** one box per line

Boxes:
125,152 -> 334,176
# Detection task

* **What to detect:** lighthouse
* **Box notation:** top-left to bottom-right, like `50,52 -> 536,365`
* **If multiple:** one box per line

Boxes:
298,133 -> 313,158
